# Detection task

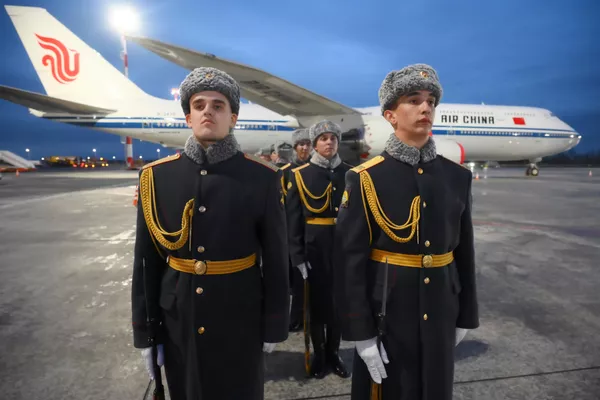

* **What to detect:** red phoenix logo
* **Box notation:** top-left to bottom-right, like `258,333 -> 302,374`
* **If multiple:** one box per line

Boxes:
35,34 -> 80,84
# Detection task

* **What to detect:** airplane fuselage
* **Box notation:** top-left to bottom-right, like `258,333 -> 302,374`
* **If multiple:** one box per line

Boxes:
41,100 -> 581,163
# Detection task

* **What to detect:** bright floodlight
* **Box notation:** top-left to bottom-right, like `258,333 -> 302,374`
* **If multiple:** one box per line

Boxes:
25,148 -> 30,152
109,5 -> 140,35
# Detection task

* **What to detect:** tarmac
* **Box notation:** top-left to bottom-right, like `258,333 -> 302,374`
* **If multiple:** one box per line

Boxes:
0,166 -> 599,400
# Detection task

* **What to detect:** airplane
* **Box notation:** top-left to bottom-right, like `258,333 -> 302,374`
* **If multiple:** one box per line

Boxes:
1,5 -> 582,176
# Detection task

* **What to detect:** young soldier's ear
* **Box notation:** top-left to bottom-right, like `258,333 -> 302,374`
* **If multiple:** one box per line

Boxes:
185,114 -> 193,128
383,109 -> 397,127
230,113 -> 238,129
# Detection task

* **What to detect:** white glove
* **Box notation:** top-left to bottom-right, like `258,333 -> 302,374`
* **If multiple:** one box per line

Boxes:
295,262 -> 312,280
455,328 -> 468,346
355,337 -> 389,384
263,342 -> 277,353
141,344 -> 164,380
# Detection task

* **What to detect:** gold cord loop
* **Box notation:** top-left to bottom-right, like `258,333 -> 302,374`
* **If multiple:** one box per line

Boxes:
140,167 -> 195,251
294,170 -> 332,214
359,170 -> 421,243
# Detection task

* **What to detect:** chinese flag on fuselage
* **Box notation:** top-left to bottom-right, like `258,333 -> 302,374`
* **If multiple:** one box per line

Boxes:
513,117 -> 526,125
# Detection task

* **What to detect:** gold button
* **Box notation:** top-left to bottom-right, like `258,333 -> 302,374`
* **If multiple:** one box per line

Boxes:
197,327 -> 205,334
425,240 -> 431,247
423,314 -> 428,321
197,246 -> 205,253
333,187 -> 337,191
194,261 -> 207,275
418,168 -> 424,174
423,201 -> 427,208
198,206 -> 207,213
196,287 -> 204,295
422,255 -> 433,268
335,207 -> 339,211
424,277 -> 430,284
200,170 -> 208,176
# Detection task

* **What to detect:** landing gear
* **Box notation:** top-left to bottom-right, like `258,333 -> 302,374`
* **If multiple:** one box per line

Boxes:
525,163 -> 540,177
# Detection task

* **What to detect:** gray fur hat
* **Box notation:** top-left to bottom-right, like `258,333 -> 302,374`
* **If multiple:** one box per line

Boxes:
309,120 -> 342,145
291,128 -> 310,147
179,67 -> 240,115
275,141 -> 293,157
378,64 -> 443,115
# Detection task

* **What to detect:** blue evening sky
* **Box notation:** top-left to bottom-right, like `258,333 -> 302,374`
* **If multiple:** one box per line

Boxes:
0,0 -> 597,160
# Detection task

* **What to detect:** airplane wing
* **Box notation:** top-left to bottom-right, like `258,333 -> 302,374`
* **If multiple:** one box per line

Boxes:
126,36 -> 360,118
0,85 -> 116,115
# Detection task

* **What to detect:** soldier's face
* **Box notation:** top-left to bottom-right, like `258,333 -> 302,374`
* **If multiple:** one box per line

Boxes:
270,152 -> 279,162
314,133 -> 338,159
295,140 -> 312,161
384,90 -> 436,138
260,155 -> 271,162
186,91 -> 237,145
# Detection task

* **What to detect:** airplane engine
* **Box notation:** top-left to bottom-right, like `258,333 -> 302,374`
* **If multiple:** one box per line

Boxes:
434,138 -> 465,165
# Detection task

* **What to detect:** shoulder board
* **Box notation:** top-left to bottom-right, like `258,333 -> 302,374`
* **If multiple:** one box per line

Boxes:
351,155 -> 385,173
244,153 -> 279,171
292,163 -> 311,173
280,163 -> 291,170
142,153 -> 181,170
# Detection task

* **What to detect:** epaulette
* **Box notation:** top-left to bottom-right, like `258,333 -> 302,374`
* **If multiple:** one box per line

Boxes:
142,153 -> 181,170
351,155 -> 385,173
244,153 -> 279,171
280,163 -> 291,170
292,163 -> 310,173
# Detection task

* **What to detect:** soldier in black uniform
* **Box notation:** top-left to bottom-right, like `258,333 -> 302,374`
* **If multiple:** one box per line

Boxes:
334,64 -> 479,400
291,128 -> 312,167
280,129 -> 312,193
283,128 -> 312,331
286,120 -> 352,379
131,67 -> 290,400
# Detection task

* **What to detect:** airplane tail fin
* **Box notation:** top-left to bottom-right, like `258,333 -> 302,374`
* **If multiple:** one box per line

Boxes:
5,5 -> 149,109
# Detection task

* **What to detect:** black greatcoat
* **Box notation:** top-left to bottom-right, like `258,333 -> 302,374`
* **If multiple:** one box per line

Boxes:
286,161 -> 351,324
131,152 -> 289,400
335,152 -> 479,400
280,161 -> 305,324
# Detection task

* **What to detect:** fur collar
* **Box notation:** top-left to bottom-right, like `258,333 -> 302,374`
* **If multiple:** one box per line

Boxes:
183,134 -> 240,165
310,152 -> 342,169
383,134 -> 437,165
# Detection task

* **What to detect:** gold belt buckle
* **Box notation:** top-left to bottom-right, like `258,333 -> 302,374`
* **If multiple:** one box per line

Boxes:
422,255 -> 433,268
194,260 -> 207,275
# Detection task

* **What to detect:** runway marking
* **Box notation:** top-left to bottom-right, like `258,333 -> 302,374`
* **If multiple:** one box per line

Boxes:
0,183 -> 135,210
108,230 -> 135,244
283,366 -> 600,399
454,365 -> 600,385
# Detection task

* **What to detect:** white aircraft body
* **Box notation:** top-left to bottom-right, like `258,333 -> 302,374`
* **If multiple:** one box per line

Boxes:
1,5 -> 582,175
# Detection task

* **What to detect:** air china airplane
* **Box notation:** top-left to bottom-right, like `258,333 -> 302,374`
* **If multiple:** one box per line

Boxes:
1,5 -> 581,176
